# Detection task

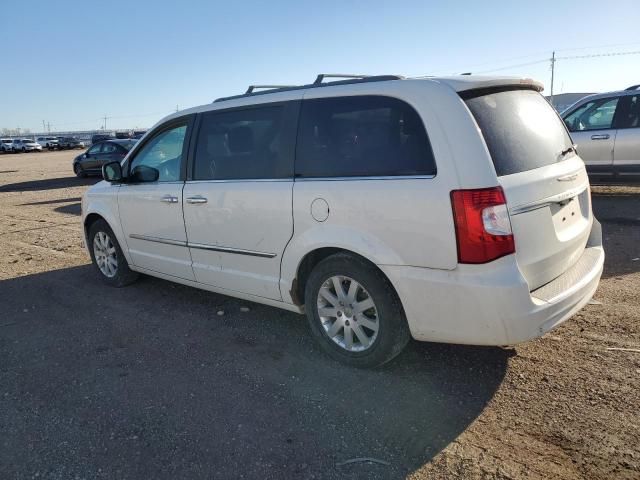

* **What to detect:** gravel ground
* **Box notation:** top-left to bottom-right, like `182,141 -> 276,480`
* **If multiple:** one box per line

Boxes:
0,150 -> 639,479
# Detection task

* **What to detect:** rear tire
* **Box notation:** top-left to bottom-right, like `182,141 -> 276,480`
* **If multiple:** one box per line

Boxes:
304,253 -> 410,368
88,219 -> 138,287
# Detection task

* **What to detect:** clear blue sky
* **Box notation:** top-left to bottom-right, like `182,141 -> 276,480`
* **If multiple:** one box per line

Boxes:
1,0 -> 639,132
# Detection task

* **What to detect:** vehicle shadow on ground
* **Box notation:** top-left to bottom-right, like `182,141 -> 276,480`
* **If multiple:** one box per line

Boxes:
591,191 -> 640,279
0,265 -> 510,479
53,203 -> 81,215
0,176 -> 99,192
20,197 -> 82,206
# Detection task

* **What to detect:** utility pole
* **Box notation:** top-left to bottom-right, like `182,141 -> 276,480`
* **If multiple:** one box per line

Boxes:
47,122 -> 51,134
103,115 -> 108,131
42,120 -> 46,133
549,51 -> 556,107
176,104 -> 179,112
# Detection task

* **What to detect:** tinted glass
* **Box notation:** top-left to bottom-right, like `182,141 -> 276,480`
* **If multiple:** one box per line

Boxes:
465,89 -> 573,176
102,142 -> 118,153
193,106 -> 288,180
564,97 -> 618,131
296,96 -> 436,178
129,124 -> 187,182
614,95 -> 640,129
87,144 -> 102,155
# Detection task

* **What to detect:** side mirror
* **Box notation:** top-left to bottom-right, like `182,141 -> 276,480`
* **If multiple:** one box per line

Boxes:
130,165 -> 159,183
102,161 -> 123,182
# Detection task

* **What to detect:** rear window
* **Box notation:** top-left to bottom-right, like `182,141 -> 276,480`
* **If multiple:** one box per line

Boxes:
296,95 -> 436,178
464,89 -> 573,176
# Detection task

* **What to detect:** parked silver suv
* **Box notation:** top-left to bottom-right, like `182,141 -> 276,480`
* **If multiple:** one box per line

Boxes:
562,84 -> 640,182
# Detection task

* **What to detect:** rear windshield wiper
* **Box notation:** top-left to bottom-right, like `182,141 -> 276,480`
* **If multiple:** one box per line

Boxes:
559,144 -> 577,159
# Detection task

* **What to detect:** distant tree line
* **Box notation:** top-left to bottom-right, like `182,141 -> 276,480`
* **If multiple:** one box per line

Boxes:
1,128 -> 32,137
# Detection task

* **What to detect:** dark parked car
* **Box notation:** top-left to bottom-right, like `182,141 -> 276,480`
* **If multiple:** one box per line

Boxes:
132,130 -> 147,139
58,137 -> 85,149
91,134 -> 115,145
73,139 -> 136,177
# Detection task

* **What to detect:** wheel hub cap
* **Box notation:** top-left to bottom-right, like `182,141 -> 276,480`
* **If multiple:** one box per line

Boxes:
317,275 -> 379,352
93,231 -> 118,278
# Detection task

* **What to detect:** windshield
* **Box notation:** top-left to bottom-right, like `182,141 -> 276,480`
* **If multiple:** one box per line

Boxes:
1,140 -> 11,143
464,88 -> 573,176
22,139 -> 34,143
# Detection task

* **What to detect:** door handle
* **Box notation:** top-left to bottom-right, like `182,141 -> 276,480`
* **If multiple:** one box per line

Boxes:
186,196 -> 208,204
591,134 -> 610,140
161,195 -> 179,203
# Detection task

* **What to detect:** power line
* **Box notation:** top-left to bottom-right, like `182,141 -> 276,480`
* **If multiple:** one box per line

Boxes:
557,50 -> 640,60
472,59 -> 549,74
555,41 -> 640,53
409,44 -> 640,78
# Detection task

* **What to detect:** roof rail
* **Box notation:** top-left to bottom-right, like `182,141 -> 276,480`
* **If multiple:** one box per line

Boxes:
245,85 -> 297,94
214,73 -> 404,103
314,73 -> 370,84
625,84 -> 640,91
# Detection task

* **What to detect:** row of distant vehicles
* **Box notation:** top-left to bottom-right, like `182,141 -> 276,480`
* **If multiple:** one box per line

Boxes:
0,130 -> 146,154
0,136 -> 85,153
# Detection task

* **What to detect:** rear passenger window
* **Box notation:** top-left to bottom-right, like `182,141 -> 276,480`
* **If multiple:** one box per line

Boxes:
193,106 -> 290,180
614,95 -> 640,129
296,96 -> 436,178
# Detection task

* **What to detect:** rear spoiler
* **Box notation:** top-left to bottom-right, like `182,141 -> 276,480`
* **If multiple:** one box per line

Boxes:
458,84 -> 542,100
432,76 -> 544,96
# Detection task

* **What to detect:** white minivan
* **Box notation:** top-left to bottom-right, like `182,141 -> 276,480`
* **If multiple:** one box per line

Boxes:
82,74 -> 604,367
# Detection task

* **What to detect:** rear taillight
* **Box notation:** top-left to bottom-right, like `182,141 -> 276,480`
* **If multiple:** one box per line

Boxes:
450,187 -> 515,264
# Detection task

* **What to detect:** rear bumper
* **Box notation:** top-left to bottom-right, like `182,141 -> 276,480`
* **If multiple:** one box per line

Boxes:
380,219 -> 604,346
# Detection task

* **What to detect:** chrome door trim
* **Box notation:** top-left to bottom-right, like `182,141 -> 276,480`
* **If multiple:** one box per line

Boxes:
129,234 -> 187,247
187,242 -> 277,258
130,234 -> 277,258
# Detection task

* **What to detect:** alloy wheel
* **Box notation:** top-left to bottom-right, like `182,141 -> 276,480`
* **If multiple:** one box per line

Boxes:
93,231 -> 118,278
316,275 -> 379,352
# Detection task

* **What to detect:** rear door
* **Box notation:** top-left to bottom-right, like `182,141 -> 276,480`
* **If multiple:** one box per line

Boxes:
182,101 -> 299,300
612,93 -> 640,179
464,88 -> 593,290
98,142 -> 127,169
563,97 -> 619,179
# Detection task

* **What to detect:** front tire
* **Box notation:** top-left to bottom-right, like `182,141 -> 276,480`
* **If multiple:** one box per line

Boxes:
74,164 -> 87,178
304,253 -> 410,368
88,219 -> 138,287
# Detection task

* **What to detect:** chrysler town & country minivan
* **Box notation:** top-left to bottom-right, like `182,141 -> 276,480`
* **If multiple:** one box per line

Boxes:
82,74 -> 604,367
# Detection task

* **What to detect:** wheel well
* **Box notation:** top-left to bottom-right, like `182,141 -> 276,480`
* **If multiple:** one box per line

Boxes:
84,213 -> 105,239
291,248 -> 401,309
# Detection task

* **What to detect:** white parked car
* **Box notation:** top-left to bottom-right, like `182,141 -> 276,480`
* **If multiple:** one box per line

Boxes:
12,138 -> 42,152
82,74 -> 604,367
1,138 -> 14,152
36,136 -> 60,150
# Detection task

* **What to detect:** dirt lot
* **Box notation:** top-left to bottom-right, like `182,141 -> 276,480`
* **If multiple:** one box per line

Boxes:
1,150 -> 639,479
